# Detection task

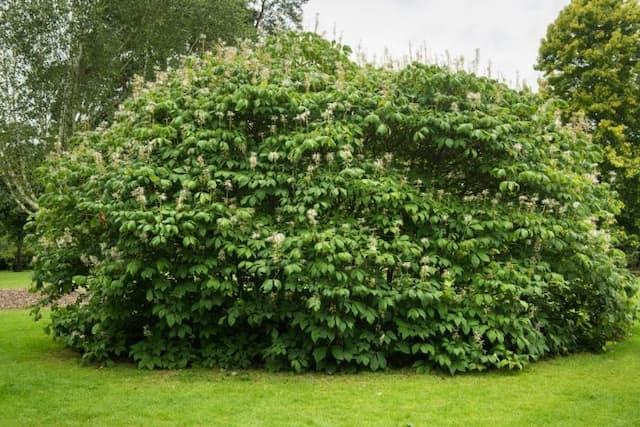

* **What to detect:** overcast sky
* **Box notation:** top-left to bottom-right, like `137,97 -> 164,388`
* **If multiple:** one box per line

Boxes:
303,0 -> 571,90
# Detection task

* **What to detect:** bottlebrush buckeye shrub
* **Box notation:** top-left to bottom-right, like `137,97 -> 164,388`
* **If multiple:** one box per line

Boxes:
31,33 -> 638,373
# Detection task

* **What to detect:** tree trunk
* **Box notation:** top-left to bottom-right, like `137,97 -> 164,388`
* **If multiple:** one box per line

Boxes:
13,233 -> 24,272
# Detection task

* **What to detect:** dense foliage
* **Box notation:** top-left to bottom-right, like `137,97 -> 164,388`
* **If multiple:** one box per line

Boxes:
536,0 -> 640,264
32,33 -> 638,373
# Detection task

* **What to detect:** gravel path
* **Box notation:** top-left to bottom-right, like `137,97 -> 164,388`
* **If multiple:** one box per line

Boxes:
0,288 -> 79,309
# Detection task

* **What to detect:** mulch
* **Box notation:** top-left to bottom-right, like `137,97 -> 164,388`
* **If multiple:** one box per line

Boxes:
0,288 -> 79,309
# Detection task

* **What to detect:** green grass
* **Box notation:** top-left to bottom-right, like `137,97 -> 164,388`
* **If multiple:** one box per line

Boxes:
0,270 -> 32,289
1,310 -> 639,426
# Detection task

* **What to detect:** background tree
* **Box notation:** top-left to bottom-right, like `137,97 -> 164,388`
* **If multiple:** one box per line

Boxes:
0,123 -> 42,271
252,0 -> 309,33
0,0 -> 256,215
536,0 -> 640,264
0,181 -> 29,271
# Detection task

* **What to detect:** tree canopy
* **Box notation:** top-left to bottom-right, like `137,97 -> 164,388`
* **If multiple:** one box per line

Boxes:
536,0 -> 640,262
32,33 -> 638,373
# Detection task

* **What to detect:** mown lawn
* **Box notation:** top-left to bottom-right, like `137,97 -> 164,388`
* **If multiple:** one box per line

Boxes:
1,309 -> 639,427
0,271 -> 32,289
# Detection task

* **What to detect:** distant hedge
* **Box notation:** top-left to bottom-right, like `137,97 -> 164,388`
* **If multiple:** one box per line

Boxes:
32,33 -> 638,373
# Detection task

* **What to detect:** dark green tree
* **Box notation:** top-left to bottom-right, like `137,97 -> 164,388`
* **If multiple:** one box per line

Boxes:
0,182 -> 29,271
536,0 -> 640,264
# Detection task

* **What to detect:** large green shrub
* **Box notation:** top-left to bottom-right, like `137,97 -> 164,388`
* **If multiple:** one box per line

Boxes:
32,33 -> 638,373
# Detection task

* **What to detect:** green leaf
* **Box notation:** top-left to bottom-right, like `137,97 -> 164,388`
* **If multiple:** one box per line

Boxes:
471,254 -> 480,268
313,346 -> 328,363
376,123 -> 389,136
166,314 -> 176,327
306,296 -> 321,312
331,346 -> 345,361
419,344 -> 435,355
72,275 -> 87,285
126,260 -> 142,276
498,181 -> 520,193
261,279 -> 281,293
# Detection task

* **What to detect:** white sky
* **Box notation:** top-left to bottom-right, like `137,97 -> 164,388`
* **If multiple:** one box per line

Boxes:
303,0 -> 571,90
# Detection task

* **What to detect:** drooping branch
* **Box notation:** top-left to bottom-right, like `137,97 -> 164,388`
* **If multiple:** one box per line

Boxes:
0,135 -> 40,214
0,173 -> 37,215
